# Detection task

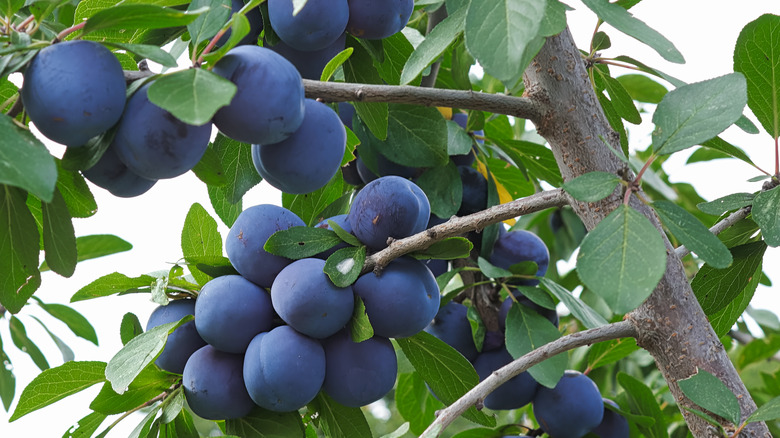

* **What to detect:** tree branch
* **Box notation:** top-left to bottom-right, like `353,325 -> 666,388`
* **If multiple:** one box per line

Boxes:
363,188 -> 568,273
420,5 -> 448,88
303,79 -> 545,123
422,320 -> 639,437
674,206 -> 752,259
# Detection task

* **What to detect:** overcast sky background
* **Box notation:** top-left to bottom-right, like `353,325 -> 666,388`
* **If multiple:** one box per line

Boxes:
2,1 -> 780,435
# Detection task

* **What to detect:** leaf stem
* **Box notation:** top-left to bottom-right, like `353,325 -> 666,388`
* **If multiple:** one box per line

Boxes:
623,155 -> 656,205
194,28 -> 226,67
674,206 -> 751,259
593,58 -> 643,72
97,389 -> 169,435
54,21 -> 85,42
15,15 -> 36,33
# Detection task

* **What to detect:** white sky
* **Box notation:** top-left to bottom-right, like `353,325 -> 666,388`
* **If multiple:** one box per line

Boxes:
2,1 -> 780,435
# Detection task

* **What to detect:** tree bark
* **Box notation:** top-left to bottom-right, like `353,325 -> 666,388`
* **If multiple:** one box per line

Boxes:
523,28 -> 769,437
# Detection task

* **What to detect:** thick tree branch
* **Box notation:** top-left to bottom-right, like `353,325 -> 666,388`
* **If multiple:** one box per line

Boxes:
363,188 -> 567,273
422,320 -> 639,437
675,206 -> 752,259
303,79 -> 545,122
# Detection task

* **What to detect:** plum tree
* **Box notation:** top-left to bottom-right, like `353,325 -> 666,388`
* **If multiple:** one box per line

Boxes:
81,145 -> 157,198
194,274 -> 275,353
145,299 -> 206,374
473,347 -> 539,410
321,330 -> 397,407
347,175 -> 431,249
533,371 -> 605,438
211,45 -> 305,145
182,345 -> 255,420
352,256 -> 439,338
251,98 -> 346,194
345,0 -> 413,40
243,326 -> 326,412
267,0 -> 348,51
270,258 -> 354,339
112,83 -> 212,180
266,33 -> 346,80
225,204 -> 304,288
20,40 -> 126,147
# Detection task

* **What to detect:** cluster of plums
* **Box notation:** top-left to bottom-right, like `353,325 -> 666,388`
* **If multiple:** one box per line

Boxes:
21,0 -> 415,198
145,174 -> 443,419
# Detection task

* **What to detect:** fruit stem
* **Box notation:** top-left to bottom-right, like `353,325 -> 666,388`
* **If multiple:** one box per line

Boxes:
96,389 -> 170,435
54,21 -> 85,42
15,14 -> 35,32
588,18 -> 603,57
0,93 -> 17,113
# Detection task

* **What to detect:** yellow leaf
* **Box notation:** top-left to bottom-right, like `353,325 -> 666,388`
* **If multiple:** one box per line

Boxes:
475,160 -> 516,226
437,107 -> 453,120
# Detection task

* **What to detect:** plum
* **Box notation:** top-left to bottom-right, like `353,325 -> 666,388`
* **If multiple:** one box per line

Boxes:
112,83 -> 212,180
322,330 -> 397,407
338,102 -> 355,129
194,275 -> 275,353
498,289 -> 559,331
243,326 -> 325,412
146,299 -> 206,374
82,145 -> 157,198
341,158 -> 363,186
267,33 -> 346,80
592,399 -> 630,438
268,0 -> 348,51
424,301 -> 478,361
355,154 -> 419,184
489,229 -> 550,286
346,0 -> 414,40
212,45 -> 305,145
347,176 -> 430,249
216,0 -> 263,47
457,165 -> 487,216
424,215 -> 449,277
533,370 -> 604,438
473,347 -> 539,410
225,204 -> 305,288
314,214 -> 352,259
450,112 -> 483,167
251,99 -> 346,194
182,345 -> 254,420
352,257 -> 439,338
21,40 -> 126,147
271,258 -> 354,339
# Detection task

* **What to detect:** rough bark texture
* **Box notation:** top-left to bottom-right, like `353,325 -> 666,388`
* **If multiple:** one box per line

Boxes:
523,28 -> 769,437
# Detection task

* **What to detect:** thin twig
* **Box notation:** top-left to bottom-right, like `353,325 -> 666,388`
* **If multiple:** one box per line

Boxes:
421,320 -> 639,438
303,79 -> 545,123
674,206 -> 751,259
420,5 -> 448,88
364,189 -> 567,273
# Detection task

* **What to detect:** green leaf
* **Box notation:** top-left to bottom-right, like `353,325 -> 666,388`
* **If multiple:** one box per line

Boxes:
344,39 -> 388,140
447,120 -> 474,157
324,246 -> 366,288
379,104 -> 448,167
349,296 -> 374,343
690,241 -> 766,316
105,316 -> 192,394
505,304 -> 566,388
464,0 -> 546,83
697,193 -> 754,216
206,133 -> 261,216
208,184 -> 242,228
307,392 -> 371,438
36,301 -> 99,345
576,205 -> 667,314
30,315 -> 75,363
9,361 -> 106,422
0,186 -> 42,314
410,237 -> 473,261
71,272 -> 155,302
401,5 -> 466,85
653,200 -> 732,268
538,278 -> 609,329
491,138 -> 563,187
581,0 -> 684,63
747,395 -> 780,423
186,255 -> 239,278
191,146 -> 227,186
62,411 -> 107,438
54,160 -> 97,219
201,13 -> 251,64
617,372 -> 668,438
0,115 -> 57,202
187,0 -> 231,46
147,69 -> 236,125
120,312 -> 144,346
41,188 -> 77,277
652,73 -> 748,155
395,372 -> 441,435
562,171 -> 621,202
396,332 -> 495,427
0,338 -> 14,411
708,263 -> 761,337
264,226 -> 342,259
225,406 -> 305,437
733,14 -> 780,139
9,316 -> 49,371
373,32 -> 415,86
2,0 -> 24,17
282,172 -> 347,226
477,256 -> 513,279
415,162 -> 463,218
327,219 -> 361,247
181,203 -> 223,285
587,337 -> 640,371
678,370 -> 741,425
752,186 -> 780,247
83,4 -> 205,35
696,137 -> 756,167
596,70 -> 642,124
616,74 -> 668,104
104,42 -> 178,67
320,48 -> 354,82
90,365 -> 173,415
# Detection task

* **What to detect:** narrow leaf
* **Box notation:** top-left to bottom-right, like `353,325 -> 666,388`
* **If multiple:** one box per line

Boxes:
187,0 -> 231,45
42,189 -> 77,277
747,395 -> 780,423
320,48 -> 354,82
678,369 -> 741,425
36,301 -> 99,345
0,115 -> 57,202
752,186 -> 780,247
410,237 -> 473,261
653,200 -> 732,268
104,42 -> 178,68
539,278 -> 608,329
9,316 -> 49,371
181,203 -> 223,285
0,338 -> 14,411
349,296 -> 374,343
587,338 -> 640,371
71,272 -> 155,302
225,406 -> 305,437
617,372 -> 669,438
0,186 -> 41,314
401,5 -> 467,85
83,4 -> 206,34
505,304 -> 567,388
697,193 -> 754,216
